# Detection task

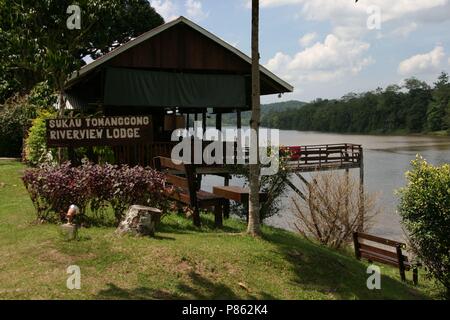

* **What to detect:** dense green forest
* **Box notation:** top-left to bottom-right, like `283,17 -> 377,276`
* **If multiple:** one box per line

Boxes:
207,100 -> 306,127
262,73 -> 450,135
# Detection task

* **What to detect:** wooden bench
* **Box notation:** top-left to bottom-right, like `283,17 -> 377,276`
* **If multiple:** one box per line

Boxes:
353,232 -> 419,285
154,157 -> 225,228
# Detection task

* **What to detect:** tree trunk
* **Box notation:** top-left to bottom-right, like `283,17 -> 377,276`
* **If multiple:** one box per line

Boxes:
247,0 -> 261,237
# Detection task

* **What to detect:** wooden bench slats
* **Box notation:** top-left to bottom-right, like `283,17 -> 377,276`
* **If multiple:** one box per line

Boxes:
154,156 -> 224,228
170,189 -> 191,205
360,252 -> 402,268
158,157 -> 186,172
360,251 -> 411,269
166,174 -> 190,190
354,232 -> 417,284
357,232 -> 405,247
359,243 -> 409,262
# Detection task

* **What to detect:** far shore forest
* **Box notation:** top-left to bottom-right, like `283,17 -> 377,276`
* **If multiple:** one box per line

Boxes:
257,73 -> 450,136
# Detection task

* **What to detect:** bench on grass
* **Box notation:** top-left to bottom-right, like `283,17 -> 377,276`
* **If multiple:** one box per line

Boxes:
353,232 -> 419,285
154,157 -> 225,228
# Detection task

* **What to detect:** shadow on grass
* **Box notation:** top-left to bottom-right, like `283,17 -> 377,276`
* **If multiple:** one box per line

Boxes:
96,271 -> 276,300
96,283 -> 182,300
263,228 -> 428,300
158,214 -> 242,235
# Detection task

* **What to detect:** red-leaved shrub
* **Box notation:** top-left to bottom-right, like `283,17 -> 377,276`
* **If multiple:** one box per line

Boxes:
22,162 -> 169,225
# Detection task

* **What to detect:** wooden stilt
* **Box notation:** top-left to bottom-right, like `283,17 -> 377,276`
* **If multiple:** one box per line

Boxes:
359,149 -> 365,231
285,178 -> 307,201
216,112 -> 222,131
202,110 -> 207,134
224,175 -> 230,219
214,202 -> 223,228
236,109 -> 242,165
193,207 -> 201,227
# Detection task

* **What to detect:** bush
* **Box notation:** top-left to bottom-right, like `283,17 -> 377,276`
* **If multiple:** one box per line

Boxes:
0,95 -> 36,157
231,147 -> 291,222
292,171 -> 379,249
22,162 -> 169,225
0,82 -> 56,158
24,110 -> 57,166
398,156 -> 450,298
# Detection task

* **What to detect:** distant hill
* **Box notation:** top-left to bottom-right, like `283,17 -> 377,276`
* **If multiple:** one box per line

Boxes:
216,100 -> 306,127
261,100 -> 307,113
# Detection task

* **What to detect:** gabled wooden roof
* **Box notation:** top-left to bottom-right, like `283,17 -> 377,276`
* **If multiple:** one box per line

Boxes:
66,16 -> 293,95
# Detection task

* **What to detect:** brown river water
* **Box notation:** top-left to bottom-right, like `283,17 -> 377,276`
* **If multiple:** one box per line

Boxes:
202,130 -> 450,241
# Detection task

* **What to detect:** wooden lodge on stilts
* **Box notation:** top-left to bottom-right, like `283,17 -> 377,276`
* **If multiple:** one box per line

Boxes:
58,16 -> 365,222
63,16 -> 292,166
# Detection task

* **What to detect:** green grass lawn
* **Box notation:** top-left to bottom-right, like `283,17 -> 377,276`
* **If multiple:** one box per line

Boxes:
0,159 -> 443,300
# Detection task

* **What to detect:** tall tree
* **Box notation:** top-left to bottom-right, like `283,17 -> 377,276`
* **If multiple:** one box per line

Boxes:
427,72 -> 450,132
0,0 -> 164,103
247,0 -> 262,236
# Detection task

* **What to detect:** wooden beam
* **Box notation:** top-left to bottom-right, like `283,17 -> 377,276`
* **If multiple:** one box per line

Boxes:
216,112 -> 222,131
202,110 -> 207,133
285,178 -> 307,201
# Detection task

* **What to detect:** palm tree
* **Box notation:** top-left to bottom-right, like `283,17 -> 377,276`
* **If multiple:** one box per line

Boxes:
247,0 -> 262,237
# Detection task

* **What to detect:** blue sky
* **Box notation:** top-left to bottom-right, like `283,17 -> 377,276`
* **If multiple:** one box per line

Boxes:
149,0 -> 450,103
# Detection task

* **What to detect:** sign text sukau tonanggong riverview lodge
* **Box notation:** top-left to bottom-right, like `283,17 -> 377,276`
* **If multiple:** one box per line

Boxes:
46,116 -> 153,147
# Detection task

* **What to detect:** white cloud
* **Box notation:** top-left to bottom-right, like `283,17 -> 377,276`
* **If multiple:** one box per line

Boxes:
398,46 -> 446,76
150,0 -> 209,22
253,0 -> 450,39
391,22 -> 418,38
150,0 -> 179,22
185,0 -> 209,21
265,34 -> 374,85
299,32 -> 317,47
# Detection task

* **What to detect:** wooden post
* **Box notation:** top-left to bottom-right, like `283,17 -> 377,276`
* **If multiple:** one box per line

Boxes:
345,168 -> 350,217
68,147 -> 76,165
224,175 -> 230,219
396,245 -> 407,282
214,201 -> 223,228
236,109 -> 242,165
216,112 -> 222,131
413,267 -> 418,285
353,232 -> 361,260
202,109 -> 207,134
358,148 -> 365,232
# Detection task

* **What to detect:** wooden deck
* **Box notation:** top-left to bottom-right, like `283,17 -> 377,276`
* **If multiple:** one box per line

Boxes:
282,143 -> 363,173
111,141 -> 363,174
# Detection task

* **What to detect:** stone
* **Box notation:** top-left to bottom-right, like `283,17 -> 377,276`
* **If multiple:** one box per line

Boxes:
116,205 -> 162,237
60,223 -> 78,241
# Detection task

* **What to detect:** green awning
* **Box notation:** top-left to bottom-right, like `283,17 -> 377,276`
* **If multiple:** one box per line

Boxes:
104,67 -> 247,108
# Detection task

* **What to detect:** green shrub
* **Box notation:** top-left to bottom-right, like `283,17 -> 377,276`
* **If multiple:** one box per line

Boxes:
0,95 -> 36,157
24,110 -> 57,166
0,82 -> 56,157
398,156 -> 450,298
231,147 -> 291,222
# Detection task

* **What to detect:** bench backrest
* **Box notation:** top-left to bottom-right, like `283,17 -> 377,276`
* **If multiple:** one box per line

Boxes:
154,157 -> 197,207
353,232 -> 409,268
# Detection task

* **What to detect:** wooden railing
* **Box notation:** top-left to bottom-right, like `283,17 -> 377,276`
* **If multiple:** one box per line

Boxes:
282,143 -> 363,170
112,141 -> 362,171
